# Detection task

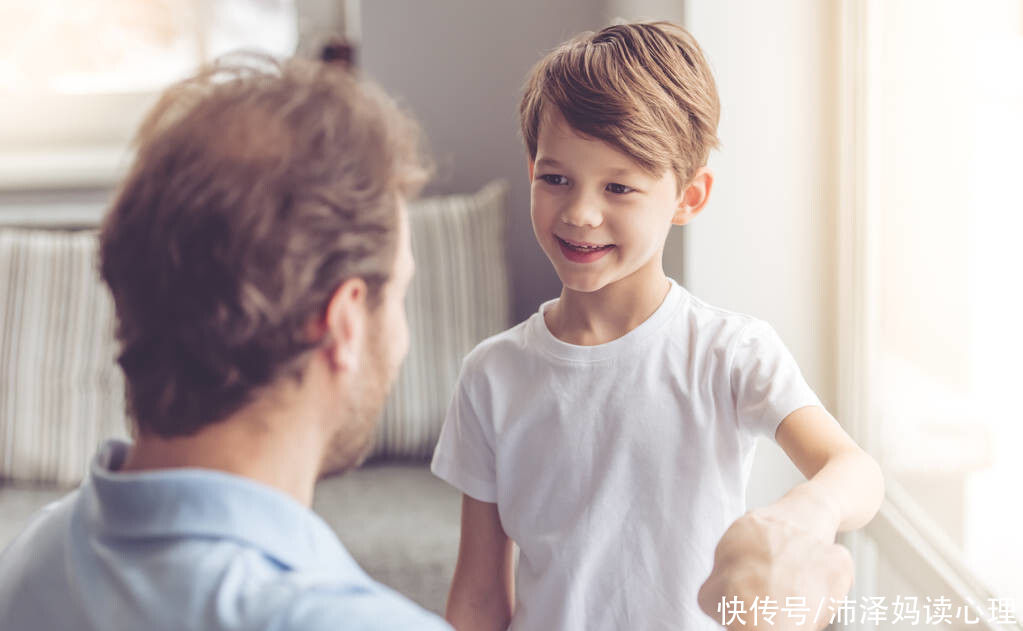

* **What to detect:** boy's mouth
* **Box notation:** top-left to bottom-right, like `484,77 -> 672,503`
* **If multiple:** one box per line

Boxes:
555,235 -> 615,263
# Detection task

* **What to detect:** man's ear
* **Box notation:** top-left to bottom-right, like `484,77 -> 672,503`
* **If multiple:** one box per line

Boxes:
323,277 -> 369,373
672,167 -> 714,226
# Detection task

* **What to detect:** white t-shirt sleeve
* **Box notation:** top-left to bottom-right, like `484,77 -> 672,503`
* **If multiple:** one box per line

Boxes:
729,320 -> 823,441
430,370 -> 498,503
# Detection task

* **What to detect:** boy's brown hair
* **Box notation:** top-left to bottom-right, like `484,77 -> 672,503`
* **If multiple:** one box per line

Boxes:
99,54 -> 428,438
520,21 -> 720,188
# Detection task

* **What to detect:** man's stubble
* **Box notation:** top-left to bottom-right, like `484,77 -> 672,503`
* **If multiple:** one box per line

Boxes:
318,323 -> 396,478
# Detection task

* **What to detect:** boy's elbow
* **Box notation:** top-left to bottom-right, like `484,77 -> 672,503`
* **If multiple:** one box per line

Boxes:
871,454 -> 886,514
858,449 -> 886,525
835,448 -> 885,531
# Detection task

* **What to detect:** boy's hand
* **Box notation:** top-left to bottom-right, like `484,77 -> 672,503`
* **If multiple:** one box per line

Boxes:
696,510 -> 854,630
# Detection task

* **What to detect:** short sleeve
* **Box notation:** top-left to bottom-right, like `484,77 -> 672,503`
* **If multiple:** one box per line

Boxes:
729,320 -> 823,441
430,369 -> 498,503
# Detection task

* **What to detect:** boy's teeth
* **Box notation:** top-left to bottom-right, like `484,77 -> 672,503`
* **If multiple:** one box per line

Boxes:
560,237 -> 611,250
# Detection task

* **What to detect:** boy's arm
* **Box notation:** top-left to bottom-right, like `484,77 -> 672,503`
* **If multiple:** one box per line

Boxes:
446,494 -> 515,631
762,405 -> 885,541
697,406 -> 884,629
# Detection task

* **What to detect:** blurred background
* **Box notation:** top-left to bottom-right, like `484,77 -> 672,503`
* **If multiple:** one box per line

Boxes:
1,1 -> 1021,628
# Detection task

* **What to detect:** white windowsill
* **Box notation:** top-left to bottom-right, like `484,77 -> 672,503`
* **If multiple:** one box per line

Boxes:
0,147 -> 130,228
0,200 -> 108,229
866,480 -> 1023,631
0,146 -> 131,192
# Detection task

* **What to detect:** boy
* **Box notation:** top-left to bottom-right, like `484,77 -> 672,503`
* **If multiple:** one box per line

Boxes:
431,22 -> 883,630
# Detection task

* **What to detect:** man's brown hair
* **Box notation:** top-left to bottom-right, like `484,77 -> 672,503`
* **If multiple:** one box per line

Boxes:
99,54 -> 427,438
520,21 -> 720,188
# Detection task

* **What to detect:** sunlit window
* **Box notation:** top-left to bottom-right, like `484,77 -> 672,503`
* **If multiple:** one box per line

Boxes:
0,0 -> 297,153
873,0 -> 1023,605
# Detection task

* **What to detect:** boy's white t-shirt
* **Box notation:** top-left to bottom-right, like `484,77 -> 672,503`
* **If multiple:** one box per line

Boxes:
431,279 -> 823,631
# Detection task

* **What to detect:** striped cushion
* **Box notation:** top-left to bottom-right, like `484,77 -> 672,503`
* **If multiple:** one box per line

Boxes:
0,230 -> 128,486
372,180 -> 511,459
0,180 -> 510,483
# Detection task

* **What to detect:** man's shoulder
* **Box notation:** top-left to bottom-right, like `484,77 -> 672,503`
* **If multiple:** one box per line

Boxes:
272,579 -> 451,631
0,489 -> 82,626
0,488 -> 78,569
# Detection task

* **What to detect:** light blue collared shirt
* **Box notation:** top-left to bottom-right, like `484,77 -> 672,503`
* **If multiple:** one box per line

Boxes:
0,440 -> 450,631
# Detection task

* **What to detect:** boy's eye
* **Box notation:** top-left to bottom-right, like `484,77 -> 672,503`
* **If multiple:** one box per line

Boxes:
540,174 -> 569,186
606,183 -> 634,195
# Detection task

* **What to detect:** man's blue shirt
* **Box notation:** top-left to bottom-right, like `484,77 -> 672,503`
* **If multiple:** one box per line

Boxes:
0,440 -> 450,631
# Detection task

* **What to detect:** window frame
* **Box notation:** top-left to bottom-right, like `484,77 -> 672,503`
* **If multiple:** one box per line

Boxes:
835,1 -> 1023,629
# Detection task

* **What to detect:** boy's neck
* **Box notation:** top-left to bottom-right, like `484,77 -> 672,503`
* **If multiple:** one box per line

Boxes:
545,263 -> 672,346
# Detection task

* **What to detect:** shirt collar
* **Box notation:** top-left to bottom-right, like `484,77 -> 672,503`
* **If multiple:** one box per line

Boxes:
82,439 -> 358,574
529,277 -> 687,363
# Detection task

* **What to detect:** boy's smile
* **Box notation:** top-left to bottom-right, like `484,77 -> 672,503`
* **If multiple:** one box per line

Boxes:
529,107 -> 695,296
555,235 -> 616,263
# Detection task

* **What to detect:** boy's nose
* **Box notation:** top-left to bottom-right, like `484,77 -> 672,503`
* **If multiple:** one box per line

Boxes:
560,193 -> 603,228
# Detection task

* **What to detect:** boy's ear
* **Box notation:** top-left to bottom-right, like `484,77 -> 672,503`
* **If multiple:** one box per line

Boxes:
672,167 -> 714,226
527,158 -> 535,182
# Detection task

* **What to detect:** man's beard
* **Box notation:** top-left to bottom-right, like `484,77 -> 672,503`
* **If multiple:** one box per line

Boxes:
318,329 -> 395,477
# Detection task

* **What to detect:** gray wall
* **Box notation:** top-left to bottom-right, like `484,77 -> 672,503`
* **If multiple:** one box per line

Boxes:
359,2 -> 612,322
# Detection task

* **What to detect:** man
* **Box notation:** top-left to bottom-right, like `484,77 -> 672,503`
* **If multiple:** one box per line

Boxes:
0,54 -> 854,631
0,55 -> 449,630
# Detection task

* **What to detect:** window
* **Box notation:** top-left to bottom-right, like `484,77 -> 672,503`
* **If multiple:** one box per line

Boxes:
839,0 -> 1023,625
0,0 -> 298,188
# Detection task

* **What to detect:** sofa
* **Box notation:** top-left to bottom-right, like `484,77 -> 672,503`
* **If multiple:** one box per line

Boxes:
0,180 -> 512,615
